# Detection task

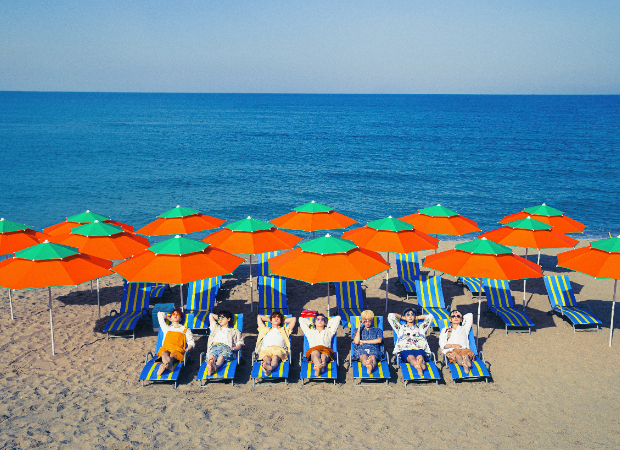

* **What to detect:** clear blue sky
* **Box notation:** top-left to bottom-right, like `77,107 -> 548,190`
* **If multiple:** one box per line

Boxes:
1,0 -> 618,94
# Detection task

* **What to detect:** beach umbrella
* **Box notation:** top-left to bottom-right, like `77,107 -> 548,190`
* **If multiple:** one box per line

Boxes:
270,201 -> 356,238
478,217 -> 579,308
0,218 -> 49,256
423,238 -> 543,348
113,235 -> 244,307
500,203 -> 586,234
557,237 -> 620,346
341,216 -> 438,311
135,205 -> 225,236
399,204 -> 480,238
0,241 -> 113,354
268,235 -> 391,311
44,210 -> 133,236
203,217 -> 302,311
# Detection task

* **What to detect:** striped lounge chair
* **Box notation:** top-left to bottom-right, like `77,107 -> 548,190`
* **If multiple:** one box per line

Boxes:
148,283 -> 170,299
459,277 -> 485,301
482,279 -> 535,334
299,317 -> 339,386
257,276 -> 288,316
257,251 -> 281,276
415,276 -> 451,330
103,281 -> 151,340
349,316 -> 390,386
544,275 -> 601,332
196,314 -> 244,386
443,328 -> 490,385
334,281 -> 365,330
183,277 -> 221,331
139,319 -> 191,389
251,316 -> 291,386
388,318 -> 441,387
395,252 -> 424,300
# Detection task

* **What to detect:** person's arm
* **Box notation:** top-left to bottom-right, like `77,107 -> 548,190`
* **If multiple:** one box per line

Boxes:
361,328 -> 383,345
418,314 -> 434,334
438,328 -> 448,350
208,312 -> 218,328
231,330 -> 244,351
298,317 -> 311,335
326,316 -> 341,336
185,328 -> 195,351
285,316 -> 297,331
157,311 -> 168,331
462,313 -> 473,333
387,313 -> 400,332
353,325 -> 362,345
257,314 -> 268,329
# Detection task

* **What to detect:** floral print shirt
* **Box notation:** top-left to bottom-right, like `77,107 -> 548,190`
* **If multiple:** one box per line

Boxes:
388,313 -> 433,355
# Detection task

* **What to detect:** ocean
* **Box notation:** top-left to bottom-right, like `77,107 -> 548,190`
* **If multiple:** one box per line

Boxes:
0,92 -> 618,240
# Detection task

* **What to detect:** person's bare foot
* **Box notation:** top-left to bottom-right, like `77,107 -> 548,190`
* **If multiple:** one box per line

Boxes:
157,362 -> 169,377
365,362 -> 374,373
261,361 -> 272,375
314,365 -> 321,377
206,358 -> 216,376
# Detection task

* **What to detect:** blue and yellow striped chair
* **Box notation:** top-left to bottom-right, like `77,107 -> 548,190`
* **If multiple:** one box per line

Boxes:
257,276 -> 288,316
388,318 -> 441,387
482,279 -> 535,334
183,277 -> 221,331
415,276 -> 451,330
257,251 -> 282,277
443,328 -> 490,385
196,314 -> 244,386
395,252 -> 424,300
334,281 -> 365,330
139,319 -> 191,389
459,277 -> 485,301
350,316 -> 390,386
103,281 -> 151,340
147,283 -> 170,299
251,316 -> 291,386
300,317 -> 338,386
544,275 -> 601,332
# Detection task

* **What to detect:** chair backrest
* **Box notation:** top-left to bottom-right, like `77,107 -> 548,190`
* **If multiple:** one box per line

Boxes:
120,281 -> 151,313
232,313 -> 243,332
544,275 -> 578,308
147,282 -> 168,298
258,276 -> 287,310
302,317 -> 338,361
395,252 -> 421,281
334,281 -> 365,309
482,279 -> 514,308
257,251 -> 282,277
467,328 -> 478,355
415,276 -> 446,309
186,277 -> 221,311
461,277 -> 482,293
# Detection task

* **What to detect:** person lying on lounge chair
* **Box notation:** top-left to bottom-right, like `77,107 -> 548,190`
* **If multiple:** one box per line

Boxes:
439,310 -> 475,372
256,312 -> 296,375
352,310 -> 383,374
205,310 -> 244,376
299,313 -> 341,377
388,308 -> 434,377
156,308 -> 195,376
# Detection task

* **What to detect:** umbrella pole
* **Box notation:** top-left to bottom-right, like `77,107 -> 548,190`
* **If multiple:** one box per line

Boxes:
610,279 -> 617,347
90,280 -> 92,293
537,250 -> 541,266
250,255 -> 253,312
179,284 -> 184,310
327,283 -> 330,313
49,287 -> 55,356
385,253 -> 389,312
476,289 -> 482,351
9,289 -> 14,320
523,248 -> 528,310
97,278 -> 100,321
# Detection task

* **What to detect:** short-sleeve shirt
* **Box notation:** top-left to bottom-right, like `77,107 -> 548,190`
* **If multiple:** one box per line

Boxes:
352,326 -> 383,360
388,313 -> 433,355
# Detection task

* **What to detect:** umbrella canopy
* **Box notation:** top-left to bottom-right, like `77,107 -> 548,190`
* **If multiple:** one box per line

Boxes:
479,217 -> 579,251
49,221 -> 150,260
423,238 -> 543,348
342,216 -> 439,311
0,218 -> 49,255
500,203 -> 586,234
268,235 -> 390,311
134,205 -> 225,236
44,210 -> 133,236
270,201 -> 356,235
399,204 -> 480,236
558,237 -> 620,346
0,241 -> 113,354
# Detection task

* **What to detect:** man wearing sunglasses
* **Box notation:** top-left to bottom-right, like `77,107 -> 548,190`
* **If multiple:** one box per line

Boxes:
388,308 -> 434,377
439,310 -> 475,372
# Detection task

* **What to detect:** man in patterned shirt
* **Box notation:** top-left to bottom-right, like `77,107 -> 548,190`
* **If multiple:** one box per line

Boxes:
388,308 -> 433,377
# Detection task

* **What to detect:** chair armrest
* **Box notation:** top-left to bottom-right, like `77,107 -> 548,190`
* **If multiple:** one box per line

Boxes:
110,309 -> 118,317
580,302 -> 592,312
478,350 -> 485,362
299,352 -> 302,366
430,352 -> 437,363
141,307 -> 148,316
446,305 -> 452,312
145,351 -> 153,364
252,351 -> 258,363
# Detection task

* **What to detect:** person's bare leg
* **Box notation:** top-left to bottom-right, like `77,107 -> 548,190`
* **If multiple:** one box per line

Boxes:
415,355 -> 426,376
206,355 -> 216,376
462,354 -> 472,372
360,354 -> 372,373
369,355 -> 378,373
454,354 -> 470,374
407,355 -> 424,376
262,356 -> 273,375
269,355 -> 281,373
311,350 -> 322,376
215,355 -> 226,372
157,351 -> 171,376
319,353 -> 329,373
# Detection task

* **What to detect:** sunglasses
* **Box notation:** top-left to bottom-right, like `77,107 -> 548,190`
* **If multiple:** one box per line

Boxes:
451,314 -> 462,319
404,312 -> 415,317
315,317 -> 326,321
362,319 -> 373,322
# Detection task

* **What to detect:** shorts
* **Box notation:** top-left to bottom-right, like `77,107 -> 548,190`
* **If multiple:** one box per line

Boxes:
400,349 -> 426,363
306,345 -> 336,362
258,345 -> 289,361
207,343 -> 235,362
446,348 -> 475,364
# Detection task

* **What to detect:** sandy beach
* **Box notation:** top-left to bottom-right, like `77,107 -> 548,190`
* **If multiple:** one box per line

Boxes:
1,239 -> 619,449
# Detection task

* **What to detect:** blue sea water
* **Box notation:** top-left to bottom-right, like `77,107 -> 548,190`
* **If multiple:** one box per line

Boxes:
0,92 -> 619,240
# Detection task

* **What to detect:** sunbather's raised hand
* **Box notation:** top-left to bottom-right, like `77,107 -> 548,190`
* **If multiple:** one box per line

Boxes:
209,312 -> 219,327
284,316 -> 296,331
353,325 -> 362,345
257,314 -> 268,328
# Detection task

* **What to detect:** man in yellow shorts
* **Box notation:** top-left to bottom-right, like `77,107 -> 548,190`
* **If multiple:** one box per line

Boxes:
256,312 -> 296,375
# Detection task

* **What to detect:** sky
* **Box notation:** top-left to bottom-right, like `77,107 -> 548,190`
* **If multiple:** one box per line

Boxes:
1,0 -> 619,94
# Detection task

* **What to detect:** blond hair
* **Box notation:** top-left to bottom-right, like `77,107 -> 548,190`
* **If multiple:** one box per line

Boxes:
360,310 -> 374,321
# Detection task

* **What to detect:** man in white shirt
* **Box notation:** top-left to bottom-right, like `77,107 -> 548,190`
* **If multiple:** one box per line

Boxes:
255,312 -> 296,375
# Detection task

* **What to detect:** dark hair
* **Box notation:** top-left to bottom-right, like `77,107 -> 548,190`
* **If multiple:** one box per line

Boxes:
402,307 -> 416,316
313,313 -> 327,326
269,311 -> 284,323
451,310 -> 463,322
171,308 -> 183,318
218,310 -> 233,321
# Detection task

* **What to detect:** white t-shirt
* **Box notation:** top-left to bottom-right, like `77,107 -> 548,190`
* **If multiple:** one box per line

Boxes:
261,328 -> 287,349
211,328 -> 229,346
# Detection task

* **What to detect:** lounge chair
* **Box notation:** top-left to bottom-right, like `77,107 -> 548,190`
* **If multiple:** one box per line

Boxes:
395,252 -> 424,300
458,277 -> 485,301
544,275 -> 601,332
148,283 -> 170,300
443,328 -> 490,385
482,279 -> 535,334
334,281 -> 365,330
183,277 -> 221,331
415,276 -> 451,330
257,276 -> 288,316
102,281 -> 151,340
388,318 -> 441,387
349,316 -> 390,386
250,316 -> 291,386
299,317 -> 339,386
196,314 -> 244,386
139,320 -> 191,389
257,251 -> 281,276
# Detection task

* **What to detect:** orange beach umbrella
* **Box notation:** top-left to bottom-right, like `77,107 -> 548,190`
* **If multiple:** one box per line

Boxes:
44,210 -> 133,236
135,205 -> 225,236
270,201 -> 356,238
0,241 -> 113,354
0,218 -> 49,255
400,204 -> 480,237
500,203 -> 585,234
